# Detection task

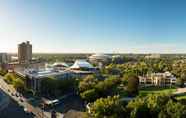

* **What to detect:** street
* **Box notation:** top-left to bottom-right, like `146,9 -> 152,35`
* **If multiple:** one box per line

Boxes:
0,76 -> 50,118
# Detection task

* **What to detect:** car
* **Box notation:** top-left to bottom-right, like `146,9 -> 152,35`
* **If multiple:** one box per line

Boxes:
11,93 -> 15,96
24,108 -> 28,112
86,103 -> 91,114
16,93 -> 19,97
20,98 -> 24,102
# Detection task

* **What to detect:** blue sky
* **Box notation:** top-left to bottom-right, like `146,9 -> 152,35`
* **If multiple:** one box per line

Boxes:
0,0 -> 186,53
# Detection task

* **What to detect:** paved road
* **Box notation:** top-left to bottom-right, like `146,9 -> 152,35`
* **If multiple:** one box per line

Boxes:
0,90 -> 9,111
173,88 -> 186,95
0,76 -> 50,118
0,93 -> 33,118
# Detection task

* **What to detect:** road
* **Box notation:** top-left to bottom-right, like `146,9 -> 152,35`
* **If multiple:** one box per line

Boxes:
0,76 -> 50,118
173,88 -> 186,95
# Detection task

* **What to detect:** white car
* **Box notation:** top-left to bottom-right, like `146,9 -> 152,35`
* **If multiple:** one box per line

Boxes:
86,103 -> 91,114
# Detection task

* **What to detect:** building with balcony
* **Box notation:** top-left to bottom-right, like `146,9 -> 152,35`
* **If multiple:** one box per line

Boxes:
139,71 -> 176,87
18,41 -> 32,64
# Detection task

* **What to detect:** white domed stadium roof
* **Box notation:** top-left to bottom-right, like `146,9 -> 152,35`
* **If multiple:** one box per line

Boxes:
70,60 -> 94,69
89,53 -> 111,60
53,62 -> 69,67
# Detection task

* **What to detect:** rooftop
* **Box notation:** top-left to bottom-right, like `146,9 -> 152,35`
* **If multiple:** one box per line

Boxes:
70,60 -> 94,69
89,53 -> 111,59
24,68 -> 70,79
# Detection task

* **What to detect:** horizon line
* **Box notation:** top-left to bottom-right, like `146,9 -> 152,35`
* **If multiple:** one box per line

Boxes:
2,52 -> 186,55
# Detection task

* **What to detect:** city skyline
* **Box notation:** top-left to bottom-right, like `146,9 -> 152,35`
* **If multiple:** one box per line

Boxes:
1,0 -> 186,53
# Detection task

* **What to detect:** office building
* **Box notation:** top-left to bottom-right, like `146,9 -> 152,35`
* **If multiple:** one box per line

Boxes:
18,41 -> 32,64
0,53 -> 9,69
0,53 -> 8,64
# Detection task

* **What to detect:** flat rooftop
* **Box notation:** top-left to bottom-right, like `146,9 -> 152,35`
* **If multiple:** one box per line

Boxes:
18,68 -> 71,79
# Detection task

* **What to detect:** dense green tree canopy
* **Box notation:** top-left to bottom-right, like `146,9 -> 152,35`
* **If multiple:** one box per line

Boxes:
126,94 -> 186,118
80,89 -> 98,102
13,78 -> 25,92
89,96 -> 125,118
79,75 -> 98,92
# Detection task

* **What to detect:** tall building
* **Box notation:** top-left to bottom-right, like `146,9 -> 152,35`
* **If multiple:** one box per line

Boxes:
0,53 -> 8,64
0,53 -> 9,70
18,41 -> 32,64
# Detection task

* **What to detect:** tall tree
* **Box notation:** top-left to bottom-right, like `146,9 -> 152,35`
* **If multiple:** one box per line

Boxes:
124,73 -> 139,96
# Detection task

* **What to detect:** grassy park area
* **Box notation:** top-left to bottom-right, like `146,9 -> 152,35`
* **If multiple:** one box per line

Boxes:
176,95 -> 186,100
139,86 -> 177,97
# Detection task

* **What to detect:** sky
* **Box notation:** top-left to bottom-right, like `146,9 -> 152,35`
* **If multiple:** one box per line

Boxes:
0,0 -> 186,53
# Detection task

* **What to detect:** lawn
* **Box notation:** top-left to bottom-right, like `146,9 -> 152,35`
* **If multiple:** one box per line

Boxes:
139,86 -> 177,97
175,94 -> 186,100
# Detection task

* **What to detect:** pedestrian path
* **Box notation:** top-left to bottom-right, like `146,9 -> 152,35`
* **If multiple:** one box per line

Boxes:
173,88 -> 186,95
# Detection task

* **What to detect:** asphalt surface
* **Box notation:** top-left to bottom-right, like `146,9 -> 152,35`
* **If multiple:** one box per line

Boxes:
0,90 -> 34,118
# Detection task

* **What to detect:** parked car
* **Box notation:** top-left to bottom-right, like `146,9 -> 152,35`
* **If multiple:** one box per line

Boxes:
20,98 -> 24,102
11,93 -> 15,96
16,93 -> 19,97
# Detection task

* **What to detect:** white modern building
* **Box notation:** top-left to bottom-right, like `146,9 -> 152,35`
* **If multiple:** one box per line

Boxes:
23,68 -> 73,92
45,62 -> 69,70
89,54 -> 112,63
145,54 -> 161,59
70,60 -> 94,70
139,71 -> 176,87
69,59 -> 97,78
15,60 -> 97,92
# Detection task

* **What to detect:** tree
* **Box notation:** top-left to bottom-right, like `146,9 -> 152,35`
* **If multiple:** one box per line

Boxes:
4,73 -> 16,84
125,73 -> 139,96
146,94 -> 170,116
79,75 -> 98,92
127,97 -> 151,118
158,100 -> 186,118
95,76 -> 121,97
13,79 -> 25,92
80,89 -> 98,102
105,64 -> 121,75
176,72 -> 186,87
176,77 -> 184,87
127,94 -> 171,118
89,96 -> 125,118
0,69 -> 8,76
